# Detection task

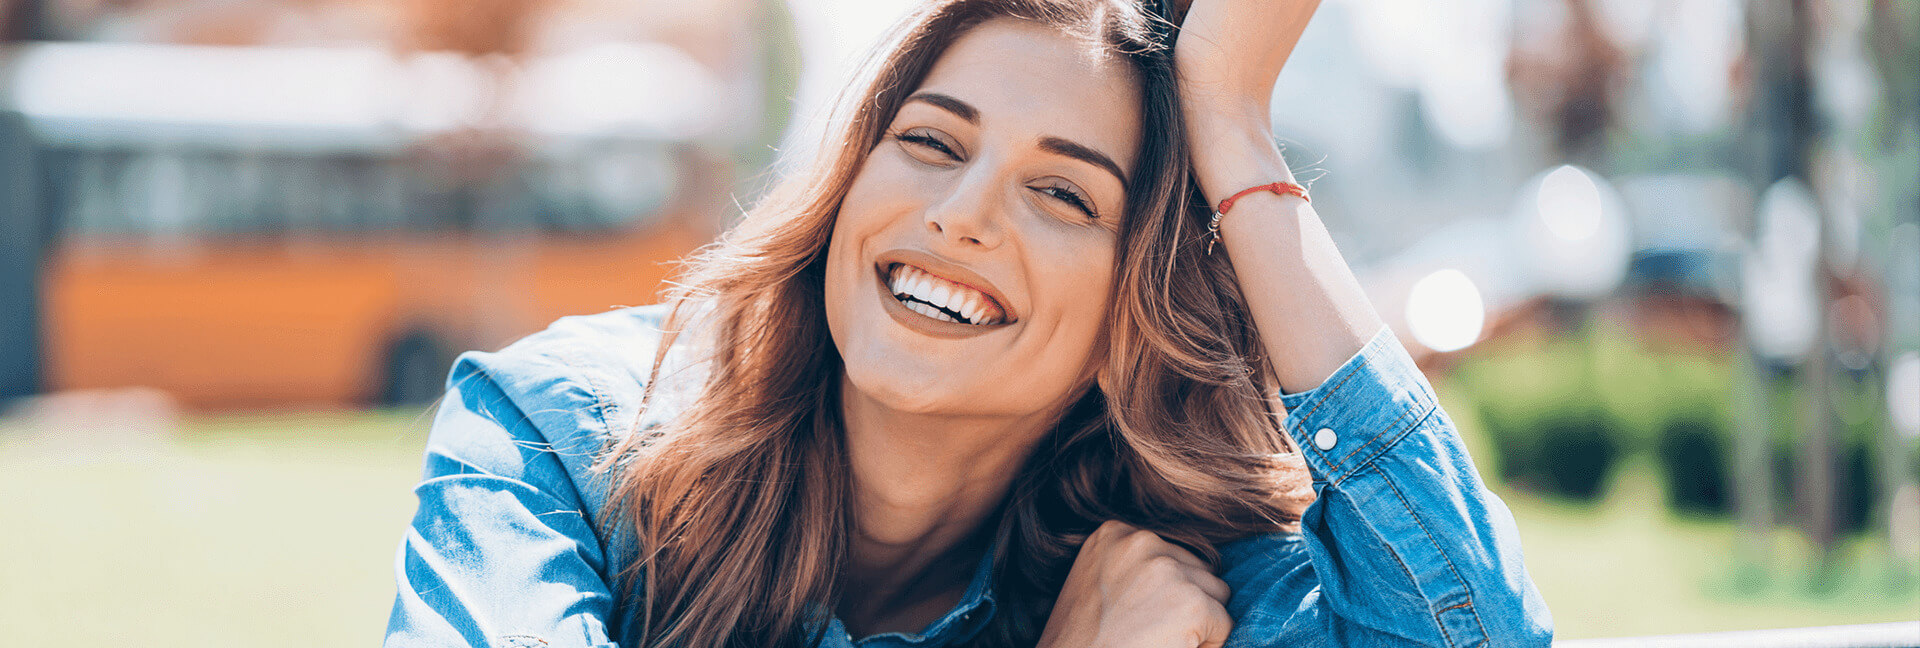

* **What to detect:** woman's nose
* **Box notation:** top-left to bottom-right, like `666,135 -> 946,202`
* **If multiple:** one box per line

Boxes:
923,166 -> 1004,251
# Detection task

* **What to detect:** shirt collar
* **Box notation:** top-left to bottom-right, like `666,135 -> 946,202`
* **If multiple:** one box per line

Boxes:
821,535 -> 1001,648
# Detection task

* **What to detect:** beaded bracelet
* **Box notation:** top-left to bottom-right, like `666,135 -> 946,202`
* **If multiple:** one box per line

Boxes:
1206,181 -> 1309,255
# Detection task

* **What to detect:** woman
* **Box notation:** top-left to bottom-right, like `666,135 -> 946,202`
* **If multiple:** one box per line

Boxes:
385,0 -> 1552,646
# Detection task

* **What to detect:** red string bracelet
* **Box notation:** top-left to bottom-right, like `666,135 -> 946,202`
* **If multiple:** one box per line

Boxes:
1206,181 -> 1309,255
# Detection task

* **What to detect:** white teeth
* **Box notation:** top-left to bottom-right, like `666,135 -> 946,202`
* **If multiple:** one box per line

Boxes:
911,301 -> 956,323
887,263 -> 1003,325
946,288 -> 968,315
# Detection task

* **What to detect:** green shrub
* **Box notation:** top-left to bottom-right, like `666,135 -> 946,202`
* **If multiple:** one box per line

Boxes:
1656,416 -> 1729,515
1479,402 -> 1623,502
1456,325 -> 1729,506
1535,408 -> 1625,500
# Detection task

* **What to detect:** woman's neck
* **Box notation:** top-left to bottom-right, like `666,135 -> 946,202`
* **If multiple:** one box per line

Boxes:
834,376 -> 1059,636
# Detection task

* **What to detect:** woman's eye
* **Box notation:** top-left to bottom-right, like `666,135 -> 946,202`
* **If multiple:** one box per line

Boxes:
1036,184 -> 1097,219
894,129 -> 959,161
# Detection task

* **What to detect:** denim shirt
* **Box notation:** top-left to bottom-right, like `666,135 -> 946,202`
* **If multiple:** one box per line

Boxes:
384,304 -> 1553,647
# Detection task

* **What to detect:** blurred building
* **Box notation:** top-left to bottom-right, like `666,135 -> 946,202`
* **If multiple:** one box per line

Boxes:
0,0 -> 800,408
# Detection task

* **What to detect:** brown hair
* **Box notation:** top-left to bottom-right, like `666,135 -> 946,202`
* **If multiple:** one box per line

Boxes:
591,0 -> 1315,646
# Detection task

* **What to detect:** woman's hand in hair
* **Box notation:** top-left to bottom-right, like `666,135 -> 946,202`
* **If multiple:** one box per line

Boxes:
1037,520 -> 1234,648
1174,0 -> 1320,207
1171,0 -> 1319,133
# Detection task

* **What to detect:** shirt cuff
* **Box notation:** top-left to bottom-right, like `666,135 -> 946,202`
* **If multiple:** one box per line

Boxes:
1275,325 -> 1441,483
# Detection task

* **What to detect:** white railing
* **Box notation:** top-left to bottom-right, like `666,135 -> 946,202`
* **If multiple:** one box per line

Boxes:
1557,622 -> 1920,648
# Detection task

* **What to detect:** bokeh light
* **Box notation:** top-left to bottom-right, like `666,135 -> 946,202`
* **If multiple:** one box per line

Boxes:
1892,352 -> 1920,440
1512,164 -> 1631,300
1742,178 -> 1823,363
1406,268 -> 1486,353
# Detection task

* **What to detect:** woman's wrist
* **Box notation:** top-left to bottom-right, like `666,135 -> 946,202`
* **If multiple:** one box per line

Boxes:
1183,107 -> 1295,206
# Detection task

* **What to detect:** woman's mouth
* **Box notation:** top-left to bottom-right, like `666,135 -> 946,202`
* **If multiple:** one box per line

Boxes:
886,263 -> 1010,326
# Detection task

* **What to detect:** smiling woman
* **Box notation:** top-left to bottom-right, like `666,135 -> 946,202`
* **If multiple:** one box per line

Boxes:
384,1 -> 1552,647
827,19 -> 1142,421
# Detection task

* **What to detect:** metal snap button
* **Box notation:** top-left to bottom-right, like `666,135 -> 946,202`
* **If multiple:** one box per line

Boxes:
1314,427 -> 1338,451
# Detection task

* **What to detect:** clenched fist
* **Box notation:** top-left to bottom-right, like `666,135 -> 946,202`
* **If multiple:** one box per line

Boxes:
1037,520 -> 1235,648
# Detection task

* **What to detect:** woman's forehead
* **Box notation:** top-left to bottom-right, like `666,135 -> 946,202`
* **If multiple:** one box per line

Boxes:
912,18 -> 1142,174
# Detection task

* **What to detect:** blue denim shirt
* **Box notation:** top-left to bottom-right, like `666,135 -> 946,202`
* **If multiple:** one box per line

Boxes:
385,304 -> 1553,647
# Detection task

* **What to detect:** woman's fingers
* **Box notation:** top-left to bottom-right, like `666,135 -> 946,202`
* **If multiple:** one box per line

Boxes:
1093,521 -> 1227,599
1039,520 -> 1236,648
1190,569 -> 1233,604
1194,600 -> 1236,648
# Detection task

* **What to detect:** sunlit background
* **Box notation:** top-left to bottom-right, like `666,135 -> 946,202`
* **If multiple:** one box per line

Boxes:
0,0 -> 1915,644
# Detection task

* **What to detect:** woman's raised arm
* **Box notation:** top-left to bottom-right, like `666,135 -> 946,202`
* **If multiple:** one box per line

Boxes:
1172,2 -> 1554,646
1174,0 -> 1382,395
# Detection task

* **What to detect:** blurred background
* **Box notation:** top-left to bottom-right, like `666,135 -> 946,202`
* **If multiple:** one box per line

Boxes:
0,0 -> 1914,644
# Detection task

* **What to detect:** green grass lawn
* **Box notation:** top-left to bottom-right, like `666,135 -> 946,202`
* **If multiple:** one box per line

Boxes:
1,407 -> 1913,646
0,409 -> 433,648
1499,458 -> 1918,638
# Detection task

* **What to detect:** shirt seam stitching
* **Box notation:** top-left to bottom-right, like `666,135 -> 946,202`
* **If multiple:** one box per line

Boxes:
543,345 -> 624,583
1325,403 -> 1416,483
1337,479 -> 1434,648
545,346 -> 619,437
1380,473 -> 1463,648
1378,423 -> 1490,648
1320,396 -> 1434,490
1289,359 -> 1369,479
1291,348 -> 1367,428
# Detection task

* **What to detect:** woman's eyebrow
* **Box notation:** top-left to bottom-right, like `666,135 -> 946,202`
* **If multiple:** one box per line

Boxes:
1037,136 -> 1127,186
904,91 -> 1126,185
904,92 -> 979,124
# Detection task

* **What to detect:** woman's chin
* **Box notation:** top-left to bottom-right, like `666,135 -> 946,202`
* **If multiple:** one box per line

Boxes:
842,361 -> 974,416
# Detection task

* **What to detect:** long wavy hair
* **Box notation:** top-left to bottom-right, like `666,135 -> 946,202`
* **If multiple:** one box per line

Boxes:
590,0 -> 1315,646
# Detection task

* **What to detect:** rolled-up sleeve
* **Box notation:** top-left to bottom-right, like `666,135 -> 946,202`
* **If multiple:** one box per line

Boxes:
384,354 -> 626,648
1221,326 -> 1553,647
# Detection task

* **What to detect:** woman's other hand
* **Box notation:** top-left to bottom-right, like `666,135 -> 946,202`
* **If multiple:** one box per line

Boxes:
1037,520 -> 1234,648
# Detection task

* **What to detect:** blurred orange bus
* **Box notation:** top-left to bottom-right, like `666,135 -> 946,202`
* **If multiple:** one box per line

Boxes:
5,42 -> 743,409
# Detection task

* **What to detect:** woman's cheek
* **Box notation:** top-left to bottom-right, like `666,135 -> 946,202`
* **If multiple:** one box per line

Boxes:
842,154 -> 923,224
1042,248 -> 1117,346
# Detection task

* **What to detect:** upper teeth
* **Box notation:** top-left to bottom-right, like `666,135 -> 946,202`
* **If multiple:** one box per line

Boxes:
888,263 -> 1004,326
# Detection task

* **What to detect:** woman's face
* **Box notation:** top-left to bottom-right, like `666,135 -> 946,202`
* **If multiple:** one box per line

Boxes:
824,18 -> 1142,420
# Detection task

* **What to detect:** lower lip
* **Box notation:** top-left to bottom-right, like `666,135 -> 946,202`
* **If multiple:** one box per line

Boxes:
874,266 -> 1012,339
